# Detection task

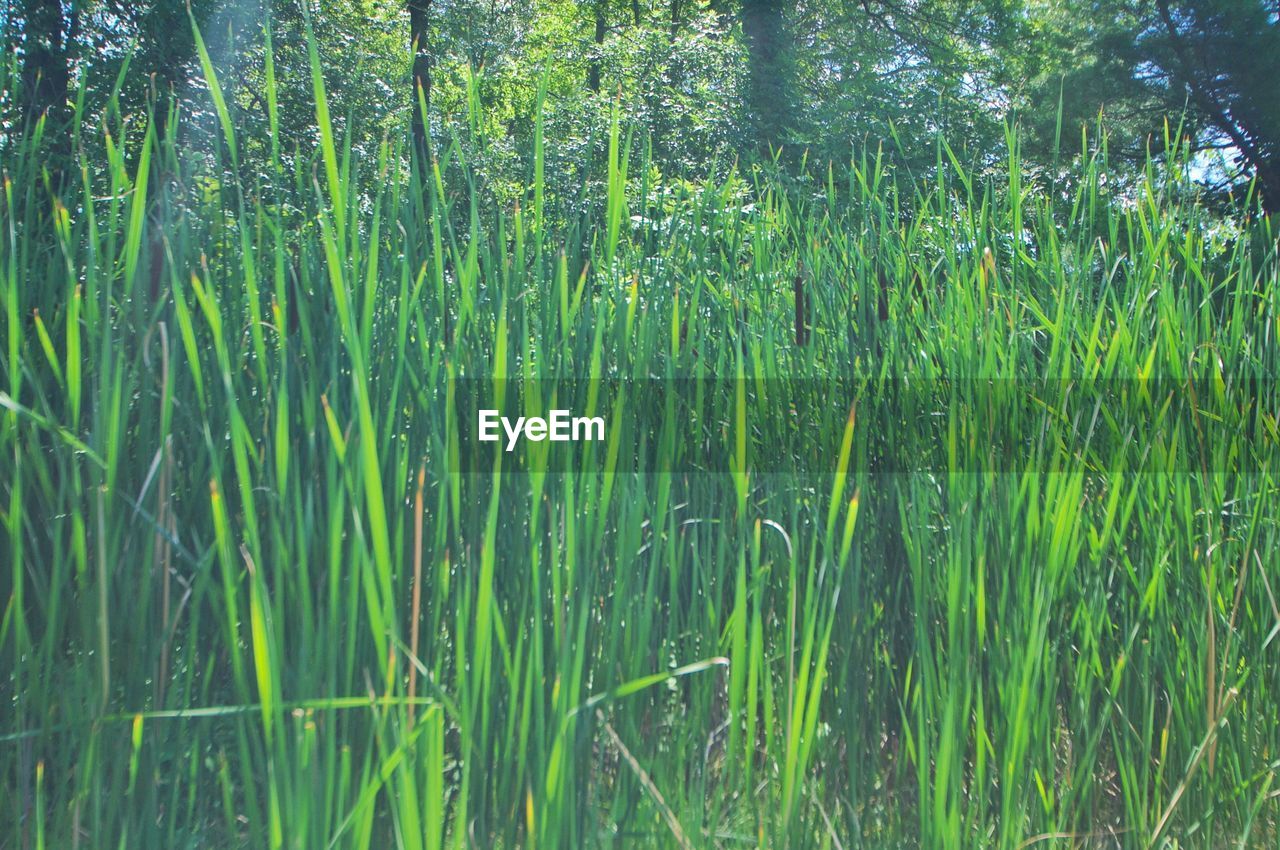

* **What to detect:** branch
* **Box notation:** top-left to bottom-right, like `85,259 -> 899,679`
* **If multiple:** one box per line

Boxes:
1154,0 -> 1278,195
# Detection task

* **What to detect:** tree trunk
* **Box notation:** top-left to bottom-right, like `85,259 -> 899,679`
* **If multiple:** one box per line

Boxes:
20,0 -> 72,190
588,0 -> 607,93
140,2 -> 195,144
409,0 -> 432,160
741,0 -> 792,155
1260,158 -> 1280,214
652,0 -> 684,159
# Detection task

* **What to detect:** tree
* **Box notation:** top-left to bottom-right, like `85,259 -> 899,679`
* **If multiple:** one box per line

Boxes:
1005,0 -> 1280,209
18,0 -> 70,122
741,0 -> 794,153
133,1 -> 199,140
410,0 -> 433,159
1152,0 -> 1280,210
786,0 -> 1012,173
587,0 -> 608,92
17,0 -> 74,190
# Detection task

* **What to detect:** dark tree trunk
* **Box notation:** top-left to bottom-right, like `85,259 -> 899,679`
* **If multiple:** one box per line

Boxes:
21,0 -> 70,123
1260,160 -> 1280,214
652,0 -> 683,157
139,3 -> 194,145
409,0 -> 432,161
588,0 -> 607,93
741,0 -> 793,155
20,0 -> 72,190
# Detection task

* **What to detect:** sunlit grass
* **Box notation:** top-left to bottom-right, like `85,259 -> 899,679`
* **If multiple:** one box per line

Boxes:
2,29 -> 1279,849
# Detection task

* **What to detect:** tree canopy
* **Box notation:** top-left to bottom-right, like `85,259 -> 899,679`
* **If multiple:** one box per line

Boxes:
4,0 -> 1277,206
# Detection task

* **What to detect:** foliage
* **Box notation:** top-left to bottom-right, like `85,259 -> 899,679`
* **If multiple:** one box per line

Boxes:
6,0 -> 1277,202
1003,0 -> 1280,208
2,40 -> 1279,848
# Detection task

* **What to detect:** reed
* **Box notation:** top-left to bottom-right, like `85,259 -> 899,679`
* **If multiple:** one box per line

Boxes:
1,31 -> 1278,849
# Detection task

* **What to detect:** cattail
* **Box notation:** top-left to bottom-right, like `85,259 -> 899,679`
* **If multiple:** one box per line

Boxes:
149,234 -> 166,301
793,268 -> 809,347
876,267 -> 890,323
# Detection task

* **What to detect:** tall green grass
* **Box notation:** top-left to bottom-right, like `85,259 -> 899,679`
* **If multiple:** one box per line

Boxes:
2,35 -> 1279,849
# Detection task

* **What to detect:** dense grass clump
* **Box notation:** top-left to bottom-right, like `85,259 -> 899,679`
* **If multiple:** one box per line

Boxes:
3,45 -> 1280,849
